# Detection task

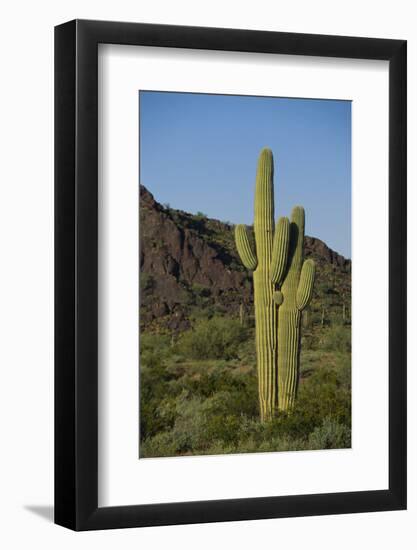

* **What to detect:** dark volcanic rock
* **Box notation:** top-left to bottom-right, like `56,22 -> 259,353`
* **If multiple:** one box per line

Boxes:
304,236 -> 350,272
140,185 -> 252,330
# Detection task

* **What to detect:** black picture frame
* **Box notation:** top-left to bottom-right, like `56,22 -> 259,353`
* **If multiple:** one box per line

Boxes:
55,19 -> 407,531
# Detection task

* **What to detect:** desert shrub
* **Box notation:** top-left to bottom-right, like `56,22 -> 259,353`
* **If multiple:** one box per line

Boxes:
180,367 -> 254,398
308,417 -> 351,449
140,398 -> 173,441
321,324 -> 351,353
141,388 -> 257,456
295,366 -> 351,428
139,333 -> 176,439
176,316 -> 248,360
301,330 -> 320,351
141,393 -> 212,456
140,332 -> 171,368
139,365 -> 176,439
205,415 -> 242,445
140,431 -> 178,458
164,394 -> 207,452
200,391 -> 248,445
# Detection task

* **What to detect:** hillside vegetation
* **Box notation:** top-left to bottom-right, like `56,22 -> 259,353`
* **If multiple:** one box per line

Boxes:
139,185 -> 351,457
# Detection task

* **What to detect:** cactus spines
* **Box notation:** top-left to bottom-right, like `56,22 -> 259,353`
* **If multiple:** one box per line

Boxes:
277,206 -> 315,411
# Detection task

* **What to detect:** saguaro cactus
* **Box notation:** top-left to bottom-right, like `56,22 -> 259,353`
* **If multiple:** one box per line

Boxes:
235,148 -> 315,418
277,207 -> 315,410
235,149 -> 289,421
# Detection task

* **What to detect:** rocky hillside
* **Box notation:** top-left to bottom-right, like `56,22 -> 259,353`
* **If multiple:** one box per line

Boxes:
140,184 -> 351,332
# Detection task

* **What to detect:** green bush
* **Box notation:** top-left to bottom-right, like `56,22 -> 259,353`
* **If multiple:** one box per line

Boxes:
321,324 -> 351,353
176,316 -> 248,360
140,332 -> 171,368
308,417 -> 351,449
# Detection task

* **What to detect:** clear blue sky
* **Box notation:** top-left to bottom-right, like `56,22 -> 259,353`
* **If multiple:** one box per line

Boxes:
139,91 -> 351,258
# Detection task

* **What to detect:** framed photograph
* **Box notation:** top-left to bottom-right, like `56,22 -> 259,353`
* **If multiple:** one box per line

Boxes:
55,19 -> 406,530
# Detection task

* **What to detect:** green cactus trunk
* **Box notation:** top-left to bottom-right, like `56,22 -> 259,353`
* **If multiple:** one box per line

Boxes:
253,150 -> 276,421
277,310 -> 301,410
253,274 -> 277,420
277,207 -> 315,411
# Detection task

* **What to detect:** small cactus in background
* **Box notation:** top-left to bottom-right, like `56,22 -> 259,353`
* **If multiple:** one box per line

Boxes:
235,148 -> 315,418
235,148 -> 289,421
239,303 -> 245,326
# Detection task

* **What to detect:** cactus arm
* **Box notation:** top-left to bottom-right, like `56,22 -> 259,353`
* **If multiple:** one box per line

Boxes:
296,259 -> 315,311
289,206 -> 305,273
270,216 -> 290,285
235,224 -> 258,270
277,205 -> 311,411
